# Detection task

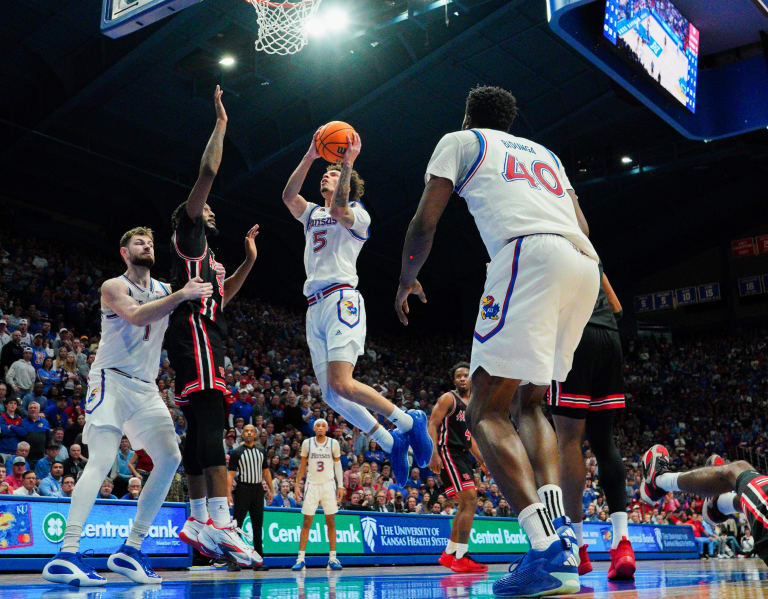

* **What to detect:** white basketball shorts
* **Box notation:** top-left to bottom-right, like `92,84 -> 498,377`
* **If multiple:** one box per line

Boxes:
84,368 -> 174,450
470,234 -> 600,386
306,288 -> 366,369
302,480 -> 339,516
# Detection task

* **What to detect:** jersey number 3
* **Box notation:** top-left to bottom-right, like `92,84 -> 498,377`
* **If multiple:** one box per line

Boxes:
313,230 -> 327,253
502,155 -> 564,197
317,461 -> 324,472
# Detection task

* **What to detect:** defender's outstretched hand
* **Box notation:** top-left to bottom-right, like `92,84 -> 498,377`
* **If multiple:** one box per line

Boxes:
394,279 -> 427,326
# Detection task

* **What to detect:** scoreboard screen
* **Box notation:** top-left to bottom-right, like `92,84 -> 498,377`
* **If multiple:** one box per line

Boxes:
603,0 -> 699,113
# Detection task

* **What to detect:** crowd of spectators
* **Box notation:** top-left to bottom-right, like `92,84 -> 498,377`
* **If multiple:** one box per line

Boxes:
1,234 -> 766,557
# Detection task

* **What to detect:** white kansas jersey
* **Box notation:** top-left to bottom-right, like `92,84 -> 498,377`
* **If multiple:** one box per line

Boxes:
425,129 -> 597,262
90,275 -> 171,383
301,436 -> 340,485
297,202 -> 371,297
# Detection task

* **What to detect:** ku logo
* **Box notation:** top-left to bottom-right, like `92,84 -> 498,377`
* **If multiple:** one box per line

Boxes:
480,295 -> 500,320
342,300 -> 357,316
87,387 -> 99,405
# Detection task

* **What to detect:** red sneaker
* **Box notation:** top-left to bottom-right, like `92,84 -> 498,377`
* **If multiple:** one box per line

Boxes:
450,554 -> 488,573
438,551 -> 455,569
578,544 -> 593,575
608,537 -> 636,580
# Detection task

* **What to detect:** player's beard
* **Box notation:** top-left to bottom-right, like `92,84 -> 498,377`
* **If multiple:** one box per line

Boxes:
131,255 -> 155,268
205,223 -> 219,238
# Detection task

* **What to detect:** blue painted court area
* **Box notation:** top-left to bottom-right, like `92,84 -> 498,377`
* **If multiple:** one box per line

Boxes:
3,560 -> 767,599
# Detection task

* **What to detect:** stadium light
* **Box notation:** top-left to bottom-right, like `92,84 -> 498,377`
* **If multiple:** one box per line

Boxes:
218,56 -> 236,67
621,156 -> 633,164
306,7 -> 349,37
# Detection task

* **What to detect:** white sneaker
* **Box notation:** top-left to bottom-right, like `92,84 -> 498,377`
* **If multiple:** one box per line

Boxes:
199,520 -> 261,566
179,517 -> 222,559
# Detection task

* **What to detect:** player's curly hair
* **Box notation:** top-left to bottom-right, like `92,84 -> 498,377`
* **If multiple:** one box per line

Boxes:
170,201 -> 187,232
465,85 -> 519,132
326,163 -> 365,204
450,361 -> 471,381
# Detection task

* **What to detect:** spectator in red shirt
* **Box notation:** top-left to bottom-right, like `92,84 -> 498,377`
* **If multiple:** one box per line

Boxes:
685,512 -> 714,558
4,457 -> 27,492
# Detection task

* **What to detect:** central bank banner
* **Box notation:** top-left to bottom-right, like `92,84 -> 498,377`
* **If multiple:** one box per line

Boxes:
0,496 -> 188,559
245,508 -> 696,556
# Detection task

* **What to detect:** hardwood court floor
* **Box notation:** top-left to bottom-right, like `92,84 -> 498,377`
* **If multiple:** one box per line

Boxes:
3,558 -> 768,598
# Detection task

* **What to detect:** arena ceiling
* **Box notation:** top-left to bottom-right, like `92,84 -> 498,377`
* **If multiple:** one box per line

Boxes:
1,0 -> 767,333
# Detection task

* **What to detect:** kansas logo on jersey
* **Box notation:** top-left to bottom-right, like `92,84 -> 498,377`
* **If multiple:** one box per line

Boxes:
342,299 -> 358,316
480,296 -> 500,320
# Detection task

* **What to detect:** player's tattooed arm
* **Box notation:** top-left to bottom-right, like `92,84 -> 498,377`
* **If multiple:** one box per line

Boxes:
329,132 -> 361,228
395,176 -> 453,325
187,86 -> 227,220
102,277 -> 212,327
282,128 -> 322,219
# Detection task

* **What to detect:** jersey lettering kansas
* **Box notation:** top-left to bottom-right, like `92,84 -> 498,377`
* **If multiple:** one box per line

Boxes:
297,202 -> 371,297
425,128 -> 597,262
301,437 -> 340,485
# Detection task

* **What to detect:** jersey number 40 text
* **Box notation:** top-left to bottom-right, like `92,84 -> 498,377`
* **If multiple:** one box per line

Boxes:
501,155 -> 564,197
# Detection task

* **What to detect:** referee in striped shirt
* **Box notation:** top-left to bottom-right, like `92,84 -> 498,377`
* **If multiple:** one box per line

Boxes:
228,424 -> 274,571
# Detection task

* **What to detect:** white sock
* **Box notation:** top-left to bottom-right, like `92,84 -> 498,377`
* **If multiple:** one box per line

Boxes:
610,511 -> 629,549
537,484 -> 565,521
456,543 -> 469,559
656,472 -> 680,492
388,406 -> 413,432
445,539 -> 458,555
329,551 -> 337,560
208,497 -> 230,527
190,497 -> 209,522
572,520 -> 584,546
298,550 -> 306,561
717,492 -> 739,515
127,522 -> 149,550
518,503 -> 559,551
370,425 -> 394,453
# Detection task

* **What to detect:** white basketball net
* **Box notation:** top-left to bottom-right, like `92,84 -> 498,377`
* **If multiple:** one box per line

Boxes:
245,0 -> 322,55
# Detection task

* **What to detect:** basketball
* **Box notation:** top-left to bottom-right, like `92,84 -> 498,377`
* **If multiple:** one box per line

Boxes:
315,121 -> 357,163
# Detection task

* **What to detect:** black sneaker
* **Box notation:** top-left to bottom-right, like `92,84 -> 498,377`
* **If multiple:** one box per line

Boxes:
702,496 -> 728,526
226,562 -> 241,572
640,444 -> 671,506
253,564 -> 270,571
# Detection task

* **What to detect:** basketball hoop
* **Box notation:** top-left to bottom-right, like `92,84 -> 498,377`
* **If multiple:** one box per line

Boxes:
244,0 -> 322,55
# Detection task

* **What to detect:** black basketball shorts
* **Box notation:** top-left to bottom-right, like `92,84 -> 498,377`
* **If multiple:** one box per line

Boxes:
439,445 -> 476,497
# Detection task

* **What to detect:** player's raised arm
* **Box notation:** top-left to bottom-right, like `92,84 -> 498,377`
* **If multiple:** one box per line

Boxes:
427,392 -> 455,475
394,176 -> 454,325
101,277 -> 212,328
186,85 -> 227,220
282,128 -> 322,219
328,132 -> 361,229
222,224 -> 259,308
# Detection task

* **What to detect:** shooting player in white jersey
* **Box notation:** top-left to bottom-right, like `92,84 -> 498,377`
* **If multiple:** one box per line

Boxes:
396,86 -> 600,598
282,129 -> 433,486
292,419 -> 344,571
43,227 -> 213,587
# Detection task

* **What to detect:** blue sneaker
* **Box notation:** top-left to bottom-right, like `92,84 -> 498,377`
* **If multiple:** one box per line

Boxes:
291,560 -> 306,571
327,558 -> 343,570
42,551 -> 107,586
107,543 -> 162,584
552,516 -> 580,568
493,538 -> 580,597
405,409 -> 433,469
389,429 -> 410,484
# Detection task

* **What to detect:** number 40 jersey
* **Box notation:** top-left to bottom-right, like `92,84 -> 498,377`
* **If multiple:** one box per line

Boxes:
425,128 -> 597,262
